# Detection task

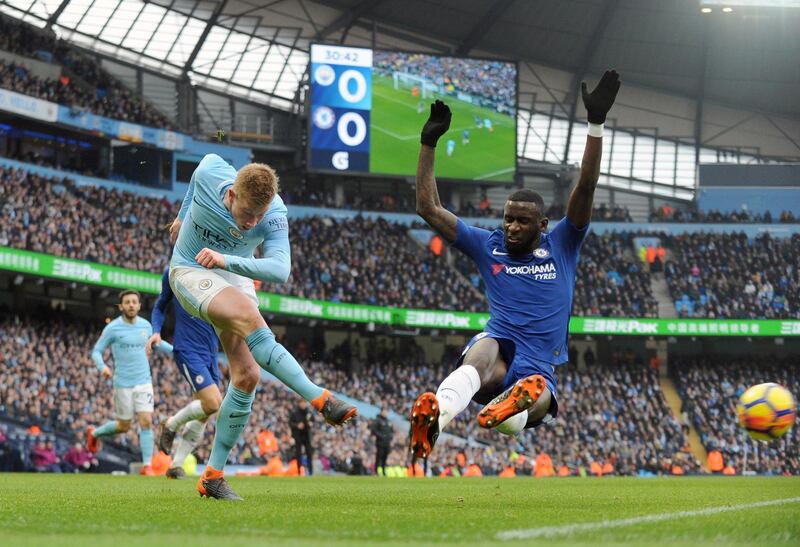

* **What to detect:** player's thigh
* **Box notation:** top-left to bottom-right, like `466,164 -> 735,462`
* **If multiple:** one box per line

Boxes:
131,383 -> 155,415
169,267 -> 264,337
113,387 -> 135,421
462,337 -> 508,387
217,329 -> 261,390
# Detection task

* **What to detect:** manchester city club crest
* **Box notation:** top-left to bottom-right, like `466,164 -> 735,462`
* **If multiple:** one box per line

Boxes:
199,279 -> 213,290
228,227 -> 244,239
534,248 -> 550,258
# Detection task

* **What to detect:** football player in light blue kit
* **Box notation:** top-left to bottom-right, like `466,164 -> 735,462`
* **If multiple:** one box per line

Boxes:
409,71 -> 621,461
168,154 -> 356,500
86,289 -> 174,474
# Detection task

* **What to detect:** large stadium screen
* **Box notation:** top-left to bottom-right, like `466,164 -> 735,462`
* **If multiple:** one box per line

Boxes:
308,44 -> 517,182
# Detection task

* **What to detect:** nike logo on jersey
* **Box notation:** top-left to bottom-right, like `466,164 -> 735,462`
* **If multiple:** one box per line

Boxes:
492,248 -> 508,256
228,411 -> 250,418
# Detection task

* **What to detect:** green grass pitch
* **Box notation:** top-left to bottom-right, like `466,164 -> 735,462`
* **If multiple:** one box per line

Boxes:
2,475 -> 799,546
370,75 -> 516,182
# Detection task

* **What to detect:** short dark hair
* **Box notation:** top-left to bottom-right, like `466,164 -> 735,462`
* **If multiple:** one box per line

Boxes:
119,289 -> 141,303
507,189 -> 545,212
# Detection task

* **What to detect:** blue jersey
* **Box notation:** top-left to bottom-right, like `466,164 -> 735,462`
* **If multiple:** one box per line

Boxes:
91,316 -> 172,388
152,269 -> 218,357
453,217 -> 588,366
171,154 -> 291,283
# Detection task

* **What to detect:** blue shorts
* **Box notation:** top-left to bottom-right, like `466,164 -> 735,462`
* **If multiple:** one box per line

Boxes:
174,349 -> 220,392
457,331 -> 559,428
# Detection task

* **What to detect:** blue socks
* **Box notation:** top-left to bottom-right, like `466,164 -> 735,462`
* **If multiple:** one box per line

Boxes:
139,428 -> 154,465
246,327 -> 324,402
208,386 -> 255,470
92,420 -> 119,439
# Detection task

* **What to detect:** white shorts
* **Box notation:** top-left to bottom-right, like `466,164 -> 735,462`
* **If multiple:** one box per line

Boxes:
169,266 -> 258,323
114,383 -> 154,420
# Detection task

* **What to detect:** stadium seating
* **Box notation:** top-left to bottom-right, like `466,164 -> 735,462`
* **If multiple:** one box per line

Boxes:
1,314 -> 712,476
664,232 -> 800,319
0,16 -> 175,130
671,356 -> 799,476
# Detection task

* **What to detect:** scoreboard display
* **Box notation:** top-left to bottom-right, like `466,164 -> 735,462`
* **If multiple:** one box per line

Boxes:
308,44 -> 517,183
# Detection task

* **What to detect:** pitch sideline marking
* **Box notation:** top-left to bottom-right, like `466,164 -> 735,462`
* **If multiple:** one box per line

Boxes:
496,496 -> 800,540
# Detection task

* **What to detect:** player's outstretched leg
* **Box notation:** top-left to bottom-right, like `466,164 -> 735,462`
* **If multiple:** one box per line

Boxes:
477,374 -> 546,429
87,420 -> 125,454
245,327 -> 357,426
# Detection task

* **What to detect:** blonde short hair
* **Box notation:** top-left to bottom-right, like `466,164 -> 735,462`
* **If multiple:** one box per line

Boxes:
233,163 -> 279,207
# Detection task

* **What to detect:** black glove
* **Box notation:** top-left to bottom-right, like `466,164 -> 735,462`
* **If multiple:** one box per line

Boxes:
581,70 -> 621,125
420,100 -> 452,148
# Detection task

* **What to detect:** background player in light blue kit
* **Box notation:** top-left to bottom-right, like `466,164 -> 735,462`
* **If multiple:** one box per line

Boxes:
149,268 -> 221,480
168,154 -> 357,499
86,290 -> 173,474
409,71 -> 621,462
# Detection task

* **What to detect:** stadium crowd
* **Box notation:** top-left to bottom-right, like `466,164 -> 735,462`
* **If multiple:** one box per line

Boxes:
7,165 -> 800,319
1,313 -> 717,477
0,16 -> 175,129
671,356 -> 799,476
664,232 -> 799,319
650,203 -> 797,224
373,51 -> 516,113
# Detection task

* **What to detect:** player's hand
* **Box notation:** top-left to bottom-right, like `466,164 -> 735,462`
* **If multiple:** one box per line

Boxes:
146,333 -> 162,356
101,366 -> 112,379
196,247 -> 225,269
581,70 -> 621,125
420,100 -> 452,148
169,218 -> 182,245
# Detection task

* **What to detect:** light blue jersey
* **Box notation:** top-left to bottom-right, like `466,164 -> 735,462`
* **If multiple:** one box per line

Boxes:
91,316 -> 173,388
170,154 -> 291,283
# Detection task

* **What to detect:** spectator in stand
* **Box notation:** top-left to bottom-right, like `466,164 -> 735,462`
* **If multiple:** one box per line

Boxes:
32,438 -> 62,472
664,232 -> 799,319
0,17 -> 175,129
63,441 -> 98,473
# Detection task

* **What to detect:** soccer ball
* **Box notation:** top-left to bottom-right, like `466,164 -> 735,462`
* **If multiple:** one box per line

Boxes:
737,383 -> 796,441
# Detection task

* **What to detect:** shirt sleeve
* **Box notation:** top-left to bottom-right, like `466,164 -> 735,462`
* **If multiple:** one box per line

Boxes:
156,340 -> 174,354
177,168 -> 197,221
151,272 -> 173,334
549,217 -> 590,257
91,324 -> 113,371
223,207 -> 291,283
452,218 -> 492,262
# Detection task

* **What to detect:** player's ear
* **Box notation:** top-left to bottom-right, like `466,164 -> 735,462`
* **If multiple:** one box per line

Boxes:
540,217 -> 549,232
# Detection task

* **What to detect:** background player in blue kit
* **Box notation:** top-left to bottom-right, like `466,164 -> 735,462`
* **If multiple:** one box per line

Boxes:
149,268 -> 221,479
86,290 -> 173,474
409,71 -> 621,461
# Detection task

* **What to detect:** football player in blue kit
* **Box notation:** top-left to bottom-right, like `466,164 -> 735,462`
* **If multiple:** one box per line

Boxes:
149,268 -> 221,480
409,71 -> 621,460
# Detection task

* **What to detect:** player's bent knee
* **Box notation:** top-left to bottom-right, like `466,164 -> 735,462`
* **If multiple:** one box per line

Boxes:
116,420 -> 131,432
231,365 -> 260,393
137,414 -> 153,429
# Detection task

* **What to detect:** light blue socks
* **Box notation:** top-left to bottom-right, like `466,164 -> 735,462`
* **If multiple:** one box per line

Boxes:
208,386 -> 255,470
139,428 -> 154,465
92,420 -> 119,439
245,327 -> 324,402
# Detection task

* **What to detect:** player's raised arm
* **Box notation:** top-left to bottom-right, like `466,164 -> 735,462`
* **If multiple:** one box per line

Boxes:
566,70 -> 621,229
416,100 -> 458,243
